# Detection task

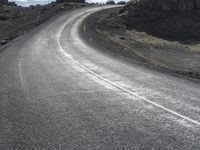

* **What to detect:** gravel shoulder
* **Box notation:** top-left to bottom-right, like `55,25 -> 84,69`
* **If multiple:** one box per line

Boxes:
81,7 -> 200,81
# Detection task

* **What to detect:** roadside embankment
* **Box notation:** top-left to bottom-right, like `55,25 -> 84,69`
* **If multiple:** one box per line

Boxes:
81,7 -> 200,80
0,2 -> 87,50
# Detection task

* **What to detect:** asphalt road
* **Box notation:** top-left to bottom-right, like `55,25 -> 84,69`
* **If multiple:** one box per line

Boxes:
0,6 -> 200,150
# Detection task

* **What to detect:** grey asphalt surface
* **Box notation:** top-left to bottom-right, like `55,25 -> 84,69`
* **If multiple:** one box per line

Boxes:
0,6 -> 200,150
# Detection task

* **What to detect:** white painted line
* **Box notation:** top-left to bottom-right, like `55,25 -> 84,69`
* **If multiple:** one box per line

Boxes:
57,8 -> 200,126
18,60 -> 26,92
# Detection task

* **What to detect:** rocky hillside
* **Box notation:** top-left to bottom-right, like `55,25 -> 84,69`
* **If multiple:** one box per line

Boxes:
0,2 -> 86,46
0,0 -> 8,5
122,0 -> 200,42
127,0 -> 200,22
133,0 -> 200,13
84,6 -> 200,79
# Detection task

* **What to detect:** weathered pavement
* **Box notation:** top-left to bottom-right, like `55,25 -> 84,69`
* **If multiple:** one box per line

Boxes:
0,6 -> 200,150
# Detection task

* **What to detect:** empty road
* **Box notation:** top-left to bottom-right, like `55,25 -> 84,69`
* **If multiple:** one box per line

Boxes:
0,6 -> 200,150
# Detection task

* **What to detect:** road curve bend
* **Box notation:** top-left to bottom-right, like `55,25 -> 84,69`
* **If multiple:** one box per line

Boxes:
0,6 -> 200,150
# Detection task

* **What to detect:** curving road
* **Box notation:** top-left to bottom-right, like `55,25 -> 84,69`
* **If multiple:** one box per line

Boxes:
0,6 -> 200,149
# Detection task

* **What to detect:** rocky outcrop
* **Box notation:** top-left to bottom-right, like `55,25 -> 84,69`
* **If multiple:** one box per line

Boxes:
152,0 -> 194,12
0,0 -> 8,6
121,0 -> 200,41
136,0 -> 200,12
126,0 -> 200,25
0,0 -> 16,7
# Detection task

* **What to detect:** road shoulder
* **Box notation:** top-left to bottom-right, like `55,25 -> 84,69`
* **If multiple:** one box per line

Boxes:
81,7 -> 200,81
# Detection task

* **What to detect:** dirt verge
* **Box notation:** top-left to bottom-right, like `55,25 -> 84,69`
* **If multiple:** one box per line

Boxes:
81,7 -> 200,81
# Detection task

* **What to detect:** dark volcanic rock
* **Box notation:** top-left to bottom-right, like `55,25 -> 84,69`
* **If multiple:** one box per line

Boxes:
0,0 -> 16,7
123,0 -> 200,42
0,0 -> 8,6
134,0 -> 200,13
127,0 -> 200,22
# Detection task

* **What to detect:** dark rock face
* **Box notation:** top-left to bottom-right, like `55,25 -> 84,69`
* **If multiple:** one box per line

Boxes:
148,0 -> 196,13
123,0 -> 200,41
128,0 -> 200,16
56,0 -> 85,3
0,0 -> 8,6
194,0 -> 200,9
0,0 -> 16,7
126,0 -> 200,24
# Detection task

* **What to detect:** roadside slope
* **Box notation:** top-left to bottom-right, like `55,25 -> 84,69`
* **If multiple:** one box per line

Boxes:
0,6 -> 200,149
81,7 -> 200,80
0,2 -> 86,50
